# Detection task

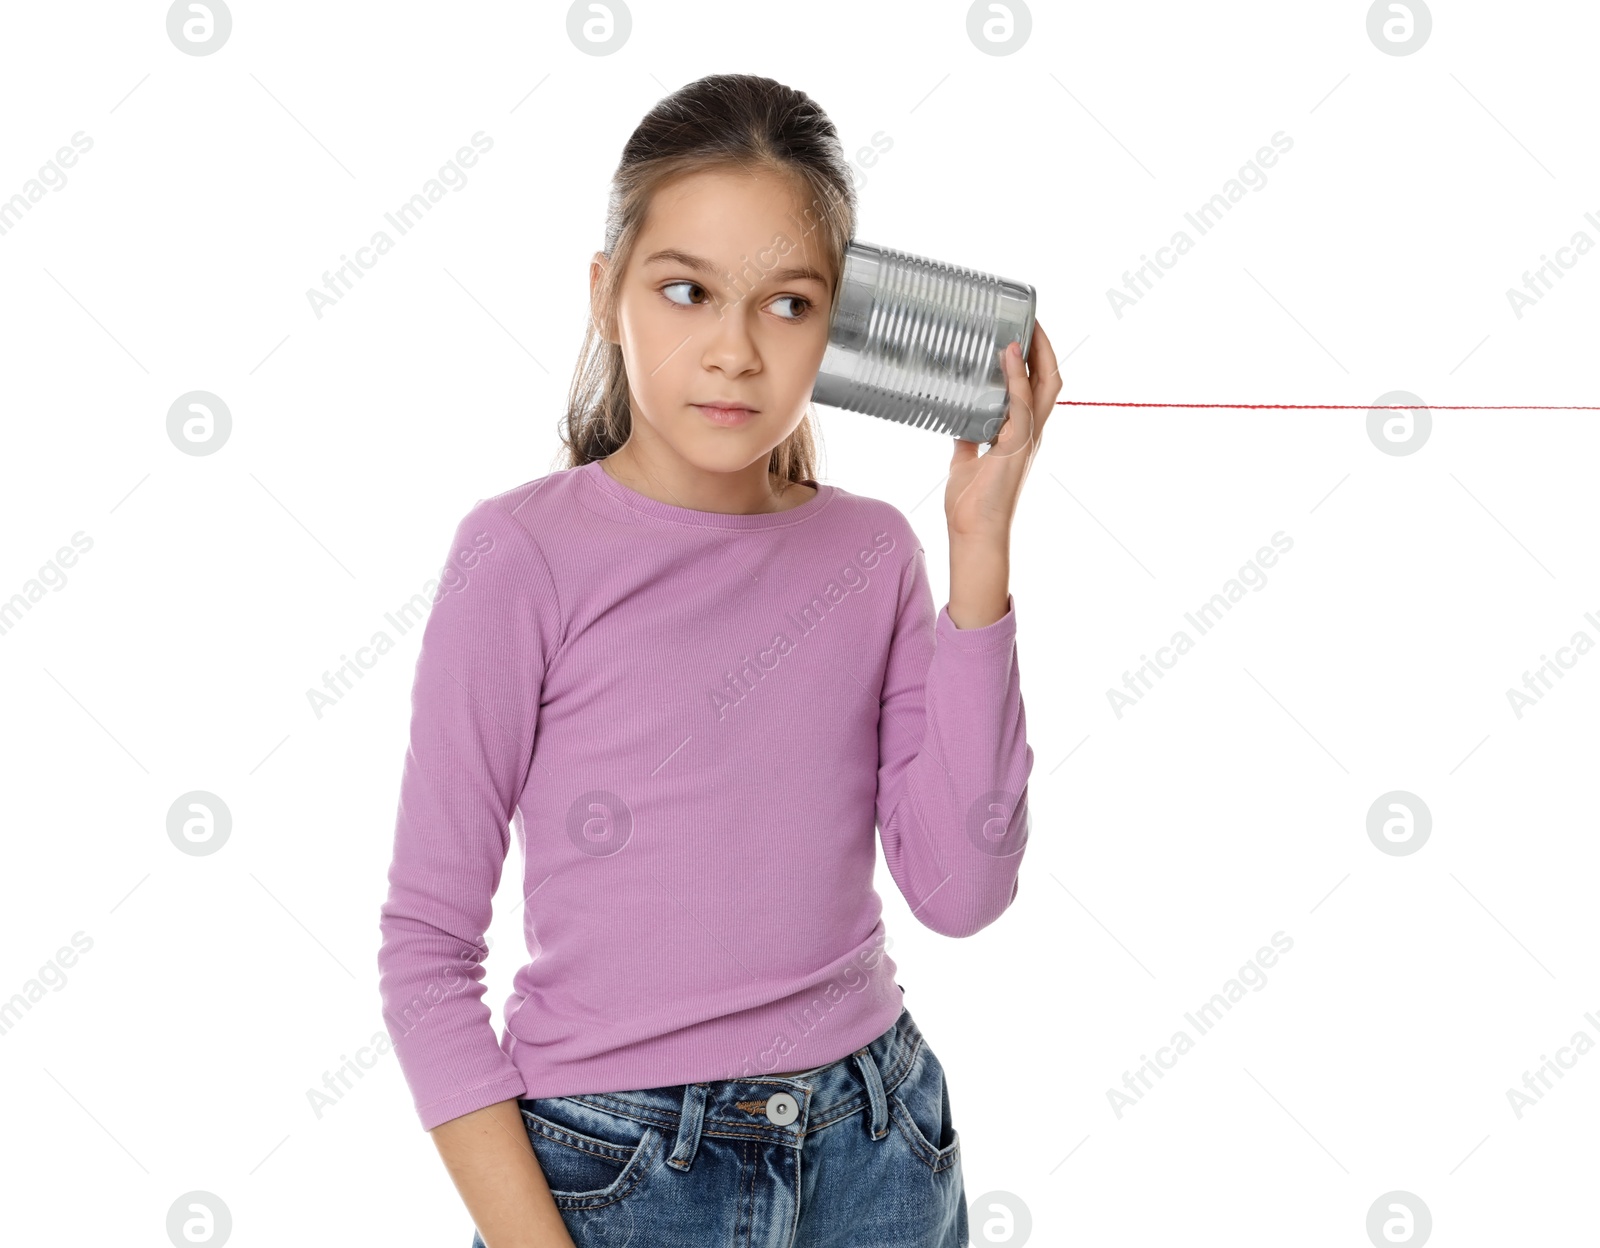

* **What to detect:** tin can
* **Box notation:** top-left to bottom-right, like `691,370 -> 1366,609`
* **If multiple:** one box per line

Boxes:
812,240 -> 1036,444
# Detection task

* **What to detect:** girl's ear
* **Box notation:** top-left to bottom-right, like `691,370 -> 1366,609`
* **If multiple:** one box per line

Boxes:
589,252 -> 618,345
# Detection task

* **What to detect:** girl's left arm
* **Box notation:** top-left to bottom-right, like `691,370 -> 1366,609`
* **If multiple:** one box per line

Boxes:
873,321 -> 1060,937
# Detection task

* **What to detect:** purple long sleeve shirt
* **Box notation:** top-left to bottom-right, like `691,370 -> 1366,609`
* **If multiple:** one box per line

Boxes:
377,459 -> 1033,1131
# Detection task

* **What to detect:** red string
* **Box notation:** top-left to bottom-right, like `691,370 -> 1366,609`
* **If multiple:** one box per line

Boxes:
1052,401 -> 1600,410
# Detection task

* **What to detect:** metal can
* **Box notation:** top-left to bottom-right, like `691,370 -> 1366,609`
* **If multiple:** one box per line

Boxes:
812,240 -> 1036,444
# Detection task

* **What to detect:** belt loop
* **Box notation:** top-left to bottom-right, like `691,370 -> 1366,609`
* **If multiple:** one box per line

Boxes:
666,1083 -> 708,1171
851,1047 -> 889,1140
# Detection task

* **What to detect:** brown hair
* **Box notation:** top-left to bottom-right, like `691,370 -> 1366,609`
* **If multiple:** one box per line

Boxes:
556,74 -> 857,484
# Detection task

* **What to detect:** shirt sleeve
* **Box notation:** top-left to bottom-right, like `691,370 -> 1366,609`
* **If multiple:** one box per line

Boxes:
376,497 -> 561,1131
874,543 -> 1033,938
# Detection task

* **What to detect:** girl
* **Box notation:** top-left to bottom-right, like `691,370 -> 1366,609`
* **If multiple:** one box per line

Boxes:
377,73 -> 1058,1248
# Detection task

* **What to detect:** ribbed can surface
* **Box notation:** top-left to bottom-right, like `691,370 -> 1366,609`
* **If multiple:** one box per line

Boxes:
812,240 -> 1036,443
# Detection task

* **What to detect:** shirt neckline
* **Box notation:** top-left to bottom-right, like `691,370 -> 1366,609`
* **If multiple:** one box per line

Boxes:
580,458 -> 838,530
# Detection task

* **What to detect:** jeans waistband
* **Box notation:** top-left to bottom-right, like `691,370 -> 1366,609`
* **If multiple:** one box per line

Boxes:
553,1005 -> 922,1168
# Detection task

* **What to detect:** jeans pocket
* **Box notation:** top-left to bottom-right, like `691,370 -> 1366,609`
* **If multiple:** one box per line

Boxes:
517,1095 -> 664,1209
888,1039 -> 961,1173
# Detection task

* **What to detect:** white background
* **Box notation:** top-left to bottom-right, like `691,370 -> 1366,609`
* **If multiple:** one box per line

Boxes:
1,1 -> 1597,1244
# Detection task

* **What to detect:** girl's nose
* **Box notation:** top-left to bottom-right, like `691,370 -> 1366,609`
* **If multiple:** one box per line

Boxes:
699,300 -> 761,375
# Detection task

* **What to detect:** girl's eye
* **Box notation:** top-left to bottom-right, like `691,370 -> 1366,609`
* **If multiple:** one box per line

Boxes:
661,281 -> 711,308
769,295 -> 811,321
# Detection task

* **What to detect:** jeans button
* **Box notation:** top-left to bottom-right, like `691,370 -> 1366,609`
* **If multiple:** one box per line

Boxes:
764,1091 -> 799,1125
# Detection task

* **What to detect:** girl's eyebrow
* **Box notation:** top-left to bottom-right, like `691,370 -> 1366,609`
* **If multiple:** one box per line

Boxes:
641,247 -> 828,287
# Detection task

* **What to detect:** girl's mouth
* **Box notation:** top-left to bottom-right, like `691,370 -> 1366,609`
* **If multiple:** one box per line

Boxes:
693,403 -> 758,427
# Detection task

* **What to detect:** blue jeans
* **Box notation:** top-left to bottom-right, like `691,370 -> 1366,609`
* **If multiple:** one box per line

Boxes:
470,1005 -> 967,1247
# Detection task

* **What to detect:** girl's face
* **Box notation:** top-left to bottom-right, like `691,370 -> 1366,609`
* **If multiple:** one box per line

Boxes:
593,167 -> 835,477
